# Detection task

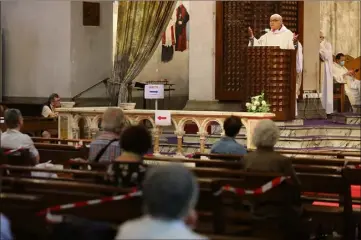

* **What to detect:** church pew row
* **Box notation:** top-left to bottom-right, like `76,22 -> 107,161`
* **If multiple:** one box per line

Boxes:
192,151 -> 361,160
1,167 -> 360,239
32,142 -> 360,170
32,138 -> 361,160
1,117 -> 58,137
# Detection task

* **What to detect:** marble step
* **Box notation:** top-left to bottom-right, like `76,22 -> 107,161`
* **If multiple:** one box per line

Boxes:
330,113 -> 361,125
159,134 -> 360,151
162,124 -> 361,138
157,144 -> 360,157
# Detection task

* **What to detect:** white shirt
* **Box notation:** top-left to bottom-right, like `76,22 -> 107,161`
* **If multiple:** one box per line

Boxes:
115,215 -> 207,240
1,129 -> 39,158
42,105 -> 54,117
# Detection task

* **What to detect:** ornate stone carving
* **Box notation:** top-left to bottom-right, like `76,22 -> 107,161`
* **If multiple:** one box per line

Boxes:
57,108 -> 275,153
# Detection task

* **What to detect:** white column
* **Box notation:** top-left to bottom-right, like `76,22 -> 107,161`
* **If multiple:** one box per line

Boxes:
188,1 -> 216,101
302,2 -> 320,92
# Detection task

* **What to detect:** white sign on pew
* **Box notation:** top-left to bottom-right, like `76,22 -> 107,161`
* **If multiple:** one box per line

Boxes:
155,110 -> 171,126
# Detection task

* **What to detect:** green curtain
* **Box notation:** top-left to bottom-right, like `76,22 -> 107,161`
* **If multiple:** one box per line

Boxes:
108,1 -> 176,105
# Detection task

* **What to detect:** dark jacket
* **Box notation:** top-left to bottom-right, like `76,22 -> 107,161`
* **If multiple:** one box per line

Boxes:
243,148 -> 302,218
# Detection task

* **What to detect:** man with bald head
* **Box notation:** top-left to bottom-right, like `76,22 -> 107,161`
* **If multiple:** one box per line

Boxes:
248,14 -> 303,115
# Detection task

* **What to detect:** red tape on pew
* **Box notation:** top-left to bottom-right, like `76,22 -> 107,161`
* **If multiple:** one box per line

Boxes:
37,188 -> 141,217
214,176 -> 290,196
3,147 -> 23,155
346,164 -> 361,169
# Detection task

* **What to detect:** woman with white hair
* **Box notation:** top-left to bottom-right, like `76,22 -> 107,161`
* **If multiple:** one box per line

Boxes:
244,119 -> 299,182
243,119 -> 306,239
88,108 -> 126,162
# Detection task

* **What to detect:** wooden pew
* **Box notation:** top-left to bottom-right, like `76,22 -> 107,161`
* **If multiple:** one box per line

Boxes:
1,162 -> 354,238
0,193 -> 47,240
0,117 -> 58,137
193,151 -> 361,160
342,167 -> 361,239
35,143 -> 89,163
211,173 -> 347,237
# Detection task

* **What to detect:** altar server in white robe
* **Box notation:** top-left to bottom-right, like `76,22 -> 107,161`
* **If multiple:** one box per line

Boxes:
333,53 -> 361,112
248,14 -> 303,116
319,31 -> 334,114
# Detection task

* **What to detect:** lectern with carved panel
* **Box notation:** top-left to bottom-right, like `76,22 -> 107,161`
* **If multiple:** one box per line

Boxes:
215,1 -> 303,121
246,47 -> 297,120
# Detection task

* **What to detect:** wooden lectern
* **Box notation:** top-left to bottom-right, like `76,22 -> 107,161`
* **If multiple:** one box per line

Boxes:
246,47 -> 297,121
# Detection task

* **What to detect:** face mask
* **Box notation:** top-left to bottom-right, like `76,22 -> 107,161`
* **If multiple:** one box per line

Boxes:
340,61 -> 345,66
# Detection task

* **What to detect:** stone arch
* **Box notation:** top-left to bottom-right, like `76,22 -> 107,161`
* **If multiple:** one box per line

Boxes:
177,118 -> 201,134
134,117 -> 156,128
91,115 -> 102,129
72,114 -> 91,129
200,118 -> 224,134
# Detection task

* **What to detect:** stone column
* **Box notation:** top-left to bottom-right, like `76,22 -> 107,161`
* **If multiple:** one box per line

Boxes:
174,130 -> 185,156
241,118 -> 262,150
72,127 -> 80,139
198,131 -> 208,153
152,127 -> 162,156
89,128 -> 99,139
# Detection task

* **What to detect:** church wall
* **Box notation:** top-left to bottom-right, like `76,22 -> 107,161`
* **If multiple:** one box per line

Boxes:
1,1 -> 72,98
70,1 -> 113,99
188,1 -> 215,102
131,1 -> 190,110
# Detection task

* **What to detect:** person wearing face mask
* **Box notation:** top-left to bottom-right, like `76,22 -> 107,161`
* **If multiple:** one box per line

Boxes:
248,14 -> 303,116
319,31 -> 334,114
333,53 -> 360,112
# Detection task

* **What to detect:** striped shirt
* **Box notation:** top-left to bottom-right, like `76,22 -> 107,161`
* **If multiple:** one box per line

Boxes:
89,131 -> 120,162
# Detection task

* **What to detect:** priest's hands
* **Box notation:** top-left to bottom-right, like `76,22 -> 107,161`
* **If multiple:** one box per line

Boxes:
347,70 -> 356,77
248,27 -> 254,38
293,33 -> 299,42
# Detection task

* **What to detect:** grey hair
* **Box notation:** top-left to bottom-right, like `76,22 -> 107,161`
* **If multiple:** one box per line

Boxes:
4,108 -> 22,129
270,14 -> 283,22
100,107 -> 125,134
252,119 -> 280,148
142,164 -> 199,220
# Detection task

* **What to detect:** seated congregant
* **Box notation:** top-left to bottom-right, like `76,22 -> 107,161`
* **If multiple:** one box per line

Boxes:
0,109 -> 40,164
115,164 -> 207,239
210,116 -> 247,156
0,214 -> 13,240
333,53 -> 361,112
42,93 -> 61,118
41,93 -> 61,138
243,119 -> 304,239
88,108 -> 125,162
108,125 -> 152,188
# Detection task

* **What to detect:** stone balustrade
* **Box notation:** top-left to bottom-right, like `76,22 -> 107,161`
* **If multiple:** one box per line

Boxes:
56,107 -> 275,155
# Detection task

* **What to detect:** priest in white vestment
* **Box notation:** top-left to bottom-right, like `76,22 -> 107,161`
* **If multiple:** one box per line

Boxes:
248,14 -> 303,116
333,53 -> 361,112
319,31 -> 334,114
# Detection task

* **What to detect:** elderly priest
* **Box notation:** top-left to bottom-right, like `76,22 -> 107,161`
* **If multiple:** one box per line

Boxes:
248,14 -> 303,115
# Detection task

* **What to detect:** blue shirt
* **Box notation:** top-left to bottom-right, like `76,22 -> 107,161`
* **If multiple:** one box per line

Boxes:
211,136 -> 247,155
0,214 -> 13,240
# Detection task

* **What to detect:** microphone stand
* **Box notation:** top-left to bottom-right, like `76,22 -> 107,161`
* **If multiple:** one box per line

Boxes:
71,78 -> 109,102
